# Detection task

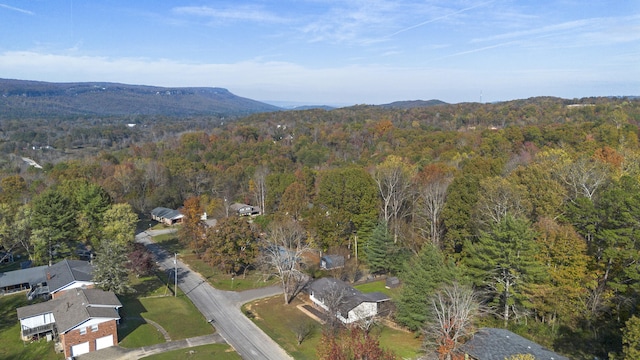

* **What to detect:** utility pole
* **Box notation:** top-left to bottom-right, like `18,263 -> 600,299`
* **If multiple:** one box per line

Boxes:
174,253 -> 177,297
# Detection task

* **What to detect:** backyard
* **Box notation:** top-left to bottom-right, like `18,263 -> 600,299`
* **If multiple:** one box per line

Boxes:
243,286 -> 423,360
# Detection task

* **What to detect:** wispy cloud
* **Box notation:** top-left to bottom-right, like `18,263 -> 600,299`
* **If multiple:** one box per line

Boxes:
172,5 -> 288,24
388,0 -> 494,38
0,3 -> 34,15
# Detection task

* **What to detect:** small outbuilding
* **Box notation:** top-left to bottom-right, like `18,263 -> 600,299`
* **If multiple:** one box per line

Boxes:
385,277 -> 400,289
320,255 -> 345,270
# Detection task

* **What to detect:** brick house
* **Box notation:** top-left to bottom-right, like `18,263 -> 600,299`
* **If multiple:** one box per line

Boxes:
17,287 -> 122,358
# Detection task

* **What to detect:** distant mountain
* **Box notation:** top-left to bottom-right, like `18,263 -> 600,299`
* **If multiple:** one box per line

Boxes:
0,78 -> 282,118
379,99 -> 448,109
290,105 -> 335,111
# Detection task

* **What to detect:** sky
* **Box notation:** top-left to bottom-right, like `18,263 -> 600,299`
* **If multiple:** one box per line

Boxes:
0,1 -> 638,106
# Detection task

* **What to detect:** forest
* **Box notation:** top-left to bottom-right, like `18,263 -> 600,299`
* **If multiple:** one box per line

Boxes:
1,96 -> 639,359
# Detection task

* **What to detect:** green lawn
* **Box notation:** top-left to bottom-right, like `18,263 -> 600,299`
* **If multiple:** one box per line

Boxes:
140,344 -> 241,360
153,232 -> 278,291
118,272 -> 213,348
244,295 -> 423,360
354,280 -> 402,300
0,293 -> 64,360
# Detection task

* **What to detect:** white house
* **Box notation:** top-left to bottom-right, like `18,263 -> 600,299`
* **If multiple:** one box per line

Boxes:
308,277 -> 390,324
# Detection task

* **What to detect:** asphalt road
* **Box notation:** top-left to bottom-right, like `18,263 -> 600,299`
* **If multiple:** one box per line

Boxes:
136,230 -> 293,360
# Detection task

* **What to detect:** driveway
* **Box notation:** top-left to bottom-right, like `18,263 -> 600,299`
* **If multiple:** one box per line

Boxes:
136,230 -> 293,360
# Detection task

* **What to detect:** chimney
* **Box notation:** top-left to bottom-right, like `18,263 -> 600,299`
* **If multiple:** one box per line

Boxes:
47,272 -> 51,280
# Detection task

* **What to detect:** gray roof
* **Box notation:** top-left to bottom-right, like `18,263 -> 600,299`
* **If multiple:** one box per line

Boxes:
151,207 -> 183,220
461,328 -> 569,360
47,259 -> 93,293
52,288 -> 122,334
309,277 -> 390,315
17,288 -> 122,334
17,298 -> 62,319
0,265 -> 48,289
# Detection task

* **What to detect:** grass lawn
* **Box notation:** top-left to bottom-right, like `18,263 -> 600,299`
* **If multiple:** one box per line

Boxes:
118,272 -> 213,348
140,344 -> 241,360
244,295 -> 423,360
153,232 -> 278,291
354,280 -> 402,300
0,293 -> 63,360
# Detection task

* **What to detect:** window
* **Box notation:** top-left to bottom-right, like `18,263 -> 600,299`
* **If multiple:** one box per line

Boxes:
80,327 -> 87,335
91,324 -> 98,332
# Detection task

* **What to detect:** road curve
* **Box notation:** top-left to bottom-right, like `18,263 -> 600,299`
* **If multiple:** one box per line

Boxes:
136,231 -> 293,360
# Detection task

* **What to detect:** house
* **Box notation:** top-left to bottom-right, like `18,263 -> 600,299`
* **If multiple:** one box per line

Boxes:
229,203 -> 261,217
46,259 -> 94,299
0,259 -> 93,299
0,264 -> 49,295
17,288 -> 122,358
308,277 -> 390,324
151,207 -> 184,225
460,328 -> 569,360
320,254 -> 345,270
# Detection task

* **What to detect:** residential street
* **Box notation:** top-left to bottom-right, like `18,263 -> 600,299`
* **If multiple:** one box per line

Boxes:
136,230 -> 293,360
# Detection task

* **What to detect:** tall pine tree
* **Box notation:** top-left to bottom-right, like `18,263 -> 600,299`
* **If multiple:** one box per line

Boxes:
396,244 -> 458,331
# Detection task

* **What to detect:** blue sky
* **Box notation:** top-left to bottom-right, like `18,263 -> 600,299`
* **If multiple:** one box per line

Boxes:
0,1 -> 638,106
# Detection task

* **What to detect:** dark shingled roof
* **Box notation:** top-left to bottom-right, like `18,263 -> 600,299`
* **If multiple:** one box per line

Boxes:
52,288 -> 121,334
461,328 -> 570,360
17,298 -> 62,319
309,277 -> 390,315
151,207 -> 183,221
47,259 -> 93,294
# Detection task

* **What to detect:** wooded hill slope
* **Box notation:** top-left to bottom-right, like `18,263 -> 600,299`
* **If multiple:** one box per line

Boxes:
1,95 -> 640,359
0,78 -> 281,118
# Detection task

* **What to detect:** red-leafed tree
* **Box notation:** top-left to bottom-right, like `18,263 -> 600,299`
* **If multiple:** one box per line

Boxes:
317,327 -> 397,360
127,243 -> 156,277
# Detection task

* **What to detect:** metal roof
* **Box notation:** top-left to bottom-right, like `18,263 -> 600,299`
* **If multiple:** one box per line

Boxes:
0,265 -> 48,289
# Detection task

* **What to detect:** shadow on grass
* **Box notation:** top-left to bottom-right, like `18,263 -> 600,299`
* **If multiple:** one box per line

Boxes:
118,297 -> 148,340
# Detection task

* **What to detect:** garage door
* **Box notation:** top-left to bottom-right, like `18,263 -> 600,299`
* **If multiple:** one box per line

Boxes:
96,334 -> 114,350
71,342 -> 90,357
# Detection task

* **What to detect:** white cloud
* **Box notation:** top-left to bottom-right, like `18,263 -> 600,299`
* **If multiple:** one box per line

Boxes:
172,5 -> 288,24
0,3 -> 34,15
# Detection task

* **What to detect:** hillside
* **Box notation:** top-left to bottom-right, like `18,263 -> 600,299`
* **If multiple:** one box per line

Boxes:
0,78 -> 282,118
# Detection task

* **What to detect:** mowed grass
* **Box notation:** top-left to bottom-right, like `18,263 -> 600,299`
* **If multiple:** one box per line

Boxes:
153,232 -> 278,291
140,344 -> 241,360
118,272 -> 213,348
243,296 -> 321,360
354,280 -> 402,300
244,295 -> 423,360
0,293 -> 63,360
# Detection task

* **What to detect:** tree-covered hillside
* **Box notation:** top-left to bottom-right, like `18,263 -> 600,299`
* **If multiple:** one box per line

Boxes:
1,96 -> 639,359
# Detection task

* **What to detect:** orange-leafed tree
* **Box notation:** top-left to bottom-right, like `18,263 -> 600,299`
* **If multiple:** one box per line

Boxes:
179,196 -> 207,257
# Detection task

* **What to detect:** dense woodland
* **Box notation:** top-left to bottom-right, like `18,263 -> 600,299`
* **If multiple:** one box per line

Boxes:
1,96 -> 640,359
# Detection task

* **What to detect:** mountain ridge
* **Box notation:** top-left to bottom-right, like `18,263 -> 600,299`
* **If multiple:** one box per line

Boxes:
0,78 -> 282,118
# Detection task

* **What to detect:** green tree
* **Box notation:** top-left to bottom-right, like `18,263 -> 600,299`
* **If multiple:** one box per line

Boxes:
93,238 -> 133,295
204,216 -> 259,275
462,215 -> 546,326
59,180 -> 112,246
101,203 -> 138,248
622,315 -> 640,360
30,189 -> 78,264
315,167 -> 379,249
396,244 -> 458,331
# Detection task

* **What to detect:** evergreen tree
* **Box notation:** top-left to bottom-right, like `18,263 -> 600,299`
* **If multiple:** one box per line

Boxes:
30,189 -> 78,264
366,222 -> 392,274
396,244 -> 458,331
93,239 -> 133,295
462,214 -> 547,326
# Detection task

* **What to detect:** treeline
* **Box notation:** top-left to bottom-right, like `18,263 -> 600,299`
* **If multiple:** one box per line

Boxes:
0,97 -> 639,358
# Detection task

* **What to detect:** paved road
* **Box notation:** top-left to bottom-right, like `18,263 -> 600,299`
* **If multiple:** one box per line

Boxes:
136,230 -> 293,360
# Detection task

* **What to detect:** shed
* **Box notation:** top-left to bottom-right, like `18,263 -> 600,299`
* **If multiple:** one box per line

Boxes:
385,277 -> 400,289
320,255 -> 345,270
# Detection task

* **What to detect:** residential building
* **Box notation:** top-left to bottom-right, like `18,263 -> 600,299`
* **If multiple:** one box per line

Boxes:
308,277 -> 390,324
